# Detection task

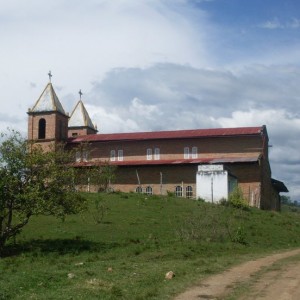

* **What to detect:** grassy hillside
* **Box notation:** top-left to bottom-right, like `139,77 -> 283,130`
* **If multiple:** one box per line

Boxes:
1,192 -> 300,299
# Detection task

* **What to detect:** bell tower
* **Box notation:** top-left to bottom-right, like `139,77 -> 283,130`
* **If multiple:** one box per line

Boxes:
27,72 -> 69,150
68,89 -> 98,138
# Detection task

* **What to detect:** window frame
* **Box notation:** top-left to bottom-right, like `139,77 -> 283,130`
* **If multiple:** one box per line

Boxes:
186,186 -> 193,198
175,186 -> 183,197
82,150 -> 88,162
75,151 -> 81,162
192,146 -> 198,159
184,147 -> 190,159
147,148 -> 152,160
110,150 -> 116,161
154,148 -> 160,160
145,186 -> 153,195
118,149 -> 123,161
136,186 -> 143,193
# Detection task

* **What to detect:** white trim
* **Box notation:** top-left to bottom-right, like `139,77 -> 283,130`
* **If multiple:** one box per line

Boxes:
82,151 -> 88,162
110,150 -> 116,161
75,151 -> 81,162
118,149 -> 123,161
147,148 -> 152,160
192,146 -> 198,159
146,186 -> 153,195
175,185 -> 183,197
184,147 -> 190,159
186,186 -> 193,198
154,148 -> 160,160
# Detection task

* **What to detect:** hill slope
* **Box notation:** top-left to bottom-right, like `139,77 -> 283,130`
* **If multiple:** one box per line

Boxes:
1,193 -> 300,299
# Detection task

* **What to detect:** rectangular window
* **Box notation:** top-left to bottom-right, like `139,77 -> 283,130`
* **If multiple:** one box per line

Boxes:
110,150 -> 116,161
147,148 -> 152,160
75,151 -> 81,162
82,151 -> 88,162
118,149 -> 123,161
154,148 -> 160,160
192,146 -> 198,159
184,147 -> 190,159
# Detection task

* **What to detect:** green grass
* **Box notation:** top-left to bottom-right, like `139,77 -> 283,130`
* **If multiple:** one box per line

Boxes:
1,192 -> 300,299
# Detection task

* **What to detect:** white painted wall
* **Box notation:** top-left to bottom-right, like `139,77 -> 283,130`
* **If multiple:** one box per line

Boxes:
196,165 -> 229,203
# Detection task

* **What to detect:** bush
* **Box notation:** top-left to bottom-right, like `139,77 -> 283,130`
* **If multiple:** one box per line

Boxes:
228,187 -> 249,210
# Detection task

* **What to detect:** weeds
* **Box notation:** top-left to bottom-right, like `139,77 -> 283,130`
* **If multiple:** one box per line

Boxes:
2,193 -> 300,299
91,196 -> 110,224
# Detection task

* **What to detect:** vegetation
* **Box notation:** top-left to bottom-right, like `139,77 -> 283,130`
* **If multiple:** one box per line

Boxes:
1,192 -> 300,299
228,186 -> 249,209
0,130 -> 87,254
281,195 -> 300,213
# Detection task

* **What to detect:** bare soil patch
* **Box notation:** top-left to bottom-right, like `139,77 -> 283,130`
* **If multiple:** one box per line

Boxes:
174,248 -> 300,300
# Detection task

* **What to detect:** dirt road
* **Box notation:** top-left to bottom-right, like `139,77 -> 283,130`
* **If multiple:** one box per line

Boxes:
174,248 -> 300,300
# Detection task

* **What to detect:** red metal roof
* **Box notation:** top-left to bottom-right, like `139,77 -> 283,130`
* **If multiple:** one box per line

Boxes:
73,155 -> 260,167
69,126 -> 264,144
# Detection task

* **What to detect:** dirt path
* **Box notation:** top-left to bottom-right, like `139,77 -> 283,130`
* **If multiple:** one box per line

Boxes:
174,248 -> 300,300
238,258 -> 300,300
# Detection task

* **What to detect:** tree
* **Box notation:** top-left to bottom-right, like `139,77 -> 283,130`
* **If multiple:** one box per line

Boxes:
0,130 -> 87,254
89,162 -> 116,192
280,195 -> 291,205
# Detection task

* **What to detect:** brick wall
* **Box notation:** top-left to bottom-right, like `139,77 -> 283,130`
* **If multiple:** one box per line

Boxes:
28,111 -> 68,147
88,135 -> 263,163
68,127 -> 97,138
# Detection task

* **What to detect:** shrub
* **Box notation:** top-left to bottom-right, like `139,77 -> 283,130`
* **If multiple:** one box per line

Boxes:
228,187 -> 249,210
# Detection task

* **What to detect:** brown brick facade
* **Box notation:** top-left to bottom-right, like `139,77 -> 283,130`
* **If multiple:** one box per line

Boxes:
28,111 -> 69,150
27,85 -> 285,211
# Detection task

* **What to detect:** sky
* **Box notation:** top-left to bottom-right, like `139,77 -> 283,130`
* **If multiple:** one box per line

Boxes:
1,0 -> 300,200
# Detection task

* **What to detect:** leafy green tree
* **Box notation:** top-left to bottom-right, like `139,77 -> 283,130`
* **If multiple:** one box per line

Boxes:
0,130 -> 87,254
90,162 -> 116,192
280,195 -> 291,205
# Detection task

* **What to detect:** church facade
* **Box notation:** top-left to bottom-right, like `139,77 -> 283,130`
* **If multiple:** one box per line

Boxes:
27,81 -> 288,210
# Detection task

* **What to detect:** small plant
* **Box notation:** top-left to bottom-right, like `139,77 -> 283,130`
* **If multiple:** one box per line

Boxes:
91,196 -> 110,224
231,226 -> 247,245
219,197 -> 228,206
197,197 -> 206,202
228,187 -> 249,210
167,191 -> 174,197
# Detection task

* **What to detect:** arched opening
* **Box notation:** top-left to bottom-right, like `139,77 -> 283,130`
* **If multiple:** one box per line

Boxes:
145,186 -> 153,195
175,186 -> 183,197
38,118 -> 46,139
186,186 -> 193,198
136,186 -> 143,193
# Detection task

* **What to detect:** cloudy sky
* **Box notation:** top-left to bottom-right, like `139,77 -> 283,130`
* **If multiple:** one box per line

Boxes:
1,0 -> 300,200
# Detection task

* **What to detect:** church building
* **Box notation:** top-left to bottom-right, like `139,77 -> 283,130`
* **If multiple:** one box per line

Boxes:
27,79 -> 288,210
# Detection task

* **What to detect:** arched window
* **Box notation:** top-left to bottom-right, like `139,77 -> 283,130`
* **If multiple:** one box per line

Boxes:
145,186 -> 153,195
192,147 -> 198,159
38,118 -> 46,139
175,186 -> 183,197
186,186 -> 193,198
110,150 -> 116,161
147,148 -> 152,160
136,186 -> 143,193
184,147 -> 189,159
118,149 -> 123,161
154,148 -> 160,160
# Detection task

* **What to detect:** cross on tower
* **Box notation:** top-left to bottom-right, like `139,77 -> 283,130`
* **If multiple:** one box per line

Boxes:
48,71 -> 52,82
79,89 -> 83,100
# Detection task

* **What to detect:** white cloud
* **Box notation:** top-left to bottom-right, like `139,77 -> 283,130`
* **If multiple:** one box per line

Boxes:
258,17 -> 300,30
216,108 -> 300,200
84,63 -> 300,199
259,18 -> 283,29
1,0 -> 300,200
